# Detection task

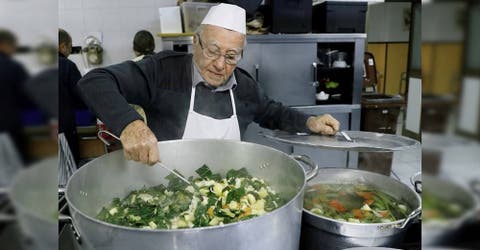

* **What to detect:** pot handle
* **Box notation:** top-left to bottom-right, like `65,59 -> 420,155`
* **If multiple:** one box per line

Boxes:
396,207 -> 422,229
470,179 -> 480,198
291,154 -> 319,181
409,171 -> 422,194
59,213 -> 82,244
97,129 -> 121,146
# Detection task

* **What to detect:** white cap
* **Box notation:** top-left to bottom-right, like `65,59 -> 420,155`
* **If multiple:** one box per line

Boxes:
201,3 -> 246,35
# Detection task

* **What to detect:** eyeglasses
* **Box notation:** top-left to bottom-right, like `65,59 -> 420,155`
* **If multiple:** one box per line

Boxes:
197,34 -> 242,65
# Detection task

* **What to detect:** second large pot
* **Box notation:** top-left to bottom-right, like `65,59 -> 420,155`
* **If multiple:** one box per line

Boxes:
300,168 -> 421,250
65,139 -> 317,250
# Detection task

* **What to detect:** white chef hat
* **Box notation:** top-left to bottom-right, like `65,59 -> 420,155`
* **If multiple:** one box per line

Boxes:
200,3 -> 246,35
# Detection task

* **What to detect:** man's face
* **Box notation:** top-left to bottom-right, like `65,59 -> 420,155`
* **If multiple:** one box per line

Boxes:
59,41 -> 72,57
0,43 -> 16,57
193,25 -> 245,87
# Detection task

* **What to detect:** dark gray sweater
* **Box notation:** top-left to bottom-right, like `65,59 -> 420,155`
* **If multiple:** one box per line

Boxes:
77,51 -> 310,141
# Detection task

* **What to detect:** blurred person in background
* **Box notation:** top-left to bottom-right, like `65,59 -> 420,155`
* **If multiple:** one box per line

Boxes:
130,30 -> 156,122
59,28 -> 86,166
132,30 -> 155,62
0,28 -> 30,168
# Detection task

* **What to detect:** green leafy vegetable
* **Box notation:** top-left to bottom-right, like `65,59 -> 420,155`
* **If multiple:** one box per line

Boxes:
97,165 -> 284,229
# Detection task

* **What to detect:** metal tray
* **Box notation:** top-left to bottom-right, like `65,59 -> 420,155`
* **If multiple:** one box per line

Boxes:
261,130 -> 420,152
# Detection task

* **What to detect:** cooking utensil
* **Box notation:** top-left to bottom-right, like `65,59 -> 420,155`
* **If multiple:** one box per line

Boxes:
63,139 -> 318,250
340,131 -> 354,142
300,168 -> 422,250
97,130 -> 191,185
262,130 -> 420,152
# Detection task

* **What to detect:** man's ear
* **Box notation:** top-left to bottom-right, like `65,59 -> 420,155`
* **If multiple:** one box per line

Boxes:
59,43 -> 65,53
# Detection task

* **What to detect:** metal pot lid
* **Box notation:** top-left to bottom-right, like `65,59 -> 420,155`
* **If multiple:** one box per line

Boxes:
261,130 -> 420,152
344,248 -> 401,250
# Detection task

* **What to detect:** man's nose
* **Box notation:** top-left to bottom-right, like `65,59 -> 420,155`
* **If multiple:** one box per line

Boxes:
213,55 -> 226,71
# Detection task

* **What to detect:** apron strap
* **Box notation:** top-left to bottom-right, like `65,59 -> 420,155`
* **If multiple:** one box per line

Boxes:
229,89 -> 237,116
189,86 -> 196,112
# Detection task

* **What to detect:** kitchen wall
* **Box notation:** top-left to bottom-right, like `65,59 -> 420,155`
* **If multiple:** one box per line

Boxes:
1,0 -> 57,74
59,0 -> 177,74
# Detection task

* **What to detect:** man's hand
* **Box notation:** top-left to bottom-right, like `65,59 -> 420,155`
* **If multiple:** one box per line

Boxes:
306,114 -> 340,135
120,120 -> 159,165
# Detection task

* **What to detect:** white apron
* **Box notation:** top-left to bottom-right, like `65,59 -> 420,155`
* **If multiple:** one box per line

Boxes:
182,86 -> 241,140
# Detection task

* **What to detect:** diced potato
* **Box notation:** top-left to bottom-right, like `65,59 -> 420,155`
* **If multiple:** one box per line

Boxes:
229,201 -> 239,211
257,187 -> 268,199
361,204 -> 372,211
185,186 -> 195,193
201,196 -> 209,206
245,185 -> 255,192
212,183 -> 224,197
148,221 -> 157,229
128,215 -> 141,222
310,208 -> 323,215
221,208 -> 236,218
251,200 -> 266,215
247,194 -> 256,205
348,218 -> 360,223
398,204 -> 407,212
252,199 -> 265,211
108,207 -> 118,216
138,193 -> 153,202
184,213 -> 194,222
235,178 -> 242,188
177,219 -> 188,228
209,216 -> 223,226
199,188 -> 209,196
195,180 -> 216,188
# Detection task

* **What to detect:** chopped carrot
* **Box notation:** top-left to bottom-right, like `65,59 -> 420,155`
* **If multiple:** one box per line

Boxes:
329,200 -> 347,212
207,207 -> 214,218
239,207 -> 252,218
356,192 -> 374,200
352,209 -> 364,219
379,211 -> 389,217
365,199 -> 374,205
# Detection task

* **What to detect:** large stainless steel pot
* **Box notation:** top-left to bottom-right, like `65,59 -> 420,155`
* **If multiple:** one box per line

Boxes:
300,168 -> 421,250
422,175 -> 480,246
65,139 -> 318,250
0,157 -> 58,250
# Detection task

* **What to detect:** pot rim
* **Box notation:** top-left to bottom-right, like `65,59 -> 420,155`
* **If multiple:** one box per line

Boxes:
65,139 -> 308,233
302,167 -> 422,227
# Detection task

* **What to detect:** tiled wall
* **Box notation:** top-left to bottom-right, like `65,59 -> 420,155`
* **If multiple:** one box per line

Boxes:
59,0 -> 177,74
1,0 -> 57,74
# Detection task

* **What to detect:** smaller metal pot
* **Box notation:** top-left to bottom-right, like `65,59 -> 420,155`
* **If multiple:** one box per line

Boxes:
300,168 -> 421,250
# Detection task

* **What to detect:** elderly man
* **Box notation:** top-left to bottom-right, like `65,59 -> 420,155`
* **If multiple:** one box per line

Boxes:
77,4 -> 339,165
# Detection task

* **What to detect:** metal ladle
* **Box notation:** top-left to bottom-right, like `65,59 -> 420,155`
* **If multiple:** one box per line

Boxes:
97,130 -> 191,185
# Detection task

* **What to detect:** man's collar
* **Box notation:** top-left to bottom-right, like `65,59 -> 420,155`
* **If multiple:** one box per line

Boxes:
192,60 -> 237,92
